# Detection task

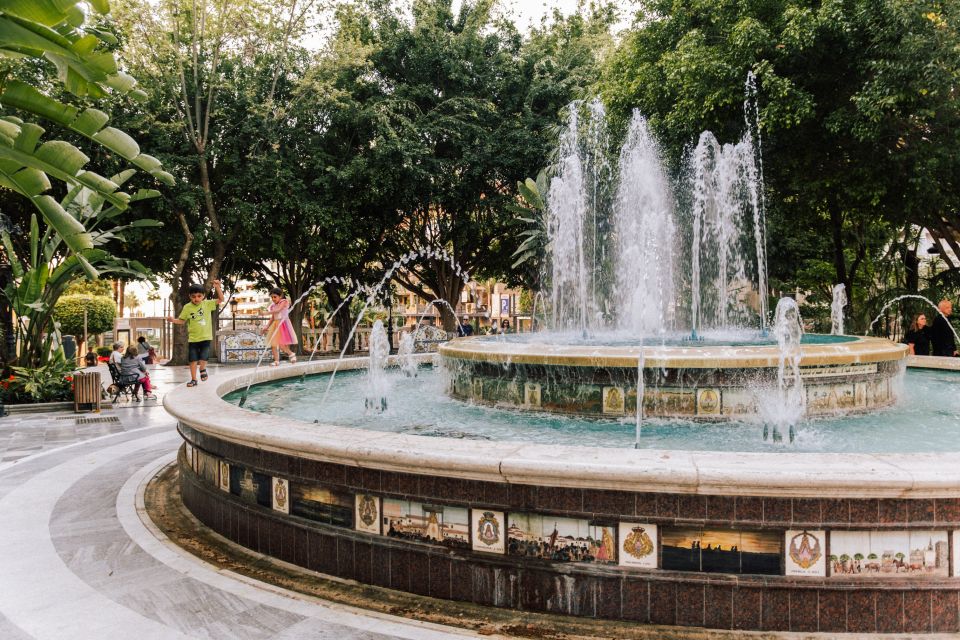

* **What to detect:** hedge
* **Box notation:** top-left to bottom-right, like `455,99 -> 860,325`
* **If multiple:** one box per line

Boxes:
54,294 -> 116,337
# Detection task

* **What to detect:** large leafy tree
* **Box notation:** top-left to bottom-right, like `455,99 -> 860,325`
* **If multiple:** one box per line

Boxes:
110,0 -> 321,362
602,0 -> 959,329
336,0 -> 615,331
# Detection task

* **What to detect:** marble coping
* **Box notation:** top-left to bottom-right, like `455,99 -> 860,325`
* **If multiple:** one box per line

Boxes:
439,335 -> 908,368
906,354 -> 960,371
164,353 -> 960,500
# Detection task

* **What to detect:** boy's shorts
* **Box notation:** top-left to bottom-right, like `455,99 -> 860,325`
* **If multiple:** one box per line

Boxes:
188,340 -> 211,362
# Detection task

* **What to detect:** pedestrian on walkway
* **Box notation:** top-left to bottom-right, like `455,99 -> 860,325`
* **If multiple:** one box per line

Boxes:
167,280 -> 224,386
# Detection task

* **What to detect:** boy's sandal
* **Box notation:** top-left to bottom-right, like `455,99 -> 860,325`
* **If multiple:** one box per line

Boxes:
186,380 -> 198,387
200,369 -> 208,381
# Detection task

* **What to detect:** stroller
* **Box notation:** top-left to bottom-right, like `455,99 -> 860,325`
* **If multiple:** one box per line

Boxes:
106,362 -> 145,403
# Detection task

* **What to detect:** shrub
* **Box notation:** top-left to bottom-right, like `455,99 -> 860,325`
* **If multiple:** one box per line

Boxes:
0,358 -> 78,404
96,346 -> 113,357
54,295 -> 116,337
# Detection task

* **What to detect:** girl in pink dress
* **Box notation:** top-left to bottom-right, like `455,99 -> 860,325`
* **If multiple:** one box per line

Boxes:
264,287 -> 298,366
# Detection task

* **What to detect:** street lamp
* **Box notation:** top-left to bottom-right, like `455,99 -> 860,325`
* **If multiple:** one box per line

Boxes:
229,297 -> 239,330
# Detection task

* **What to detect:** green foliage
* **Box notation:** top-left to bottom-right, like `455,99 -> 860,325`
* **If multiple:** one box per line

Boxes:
53,294 -> 116,336
601,0 -> 960,329
65,279 -> 112,296
509,171 -> 549,289
0,0 -> 172,254
96,345 -> 112,357
0,357 -> 78,404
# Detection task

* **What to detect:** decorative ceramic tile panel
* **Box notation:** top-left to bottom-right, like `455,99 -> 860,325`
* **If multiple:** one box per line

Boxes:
354,494 -> 381,534
271,477 -> 290,514
785,530 -> 826,576
619,522 -> 658,568
602,386 -> 626,415
289,484 -> 351,526
507,513 -> 616,564
829,530 -> 948,578
382,499 -> 469,550
661,527 -> 781,575
471,509 -> 505,554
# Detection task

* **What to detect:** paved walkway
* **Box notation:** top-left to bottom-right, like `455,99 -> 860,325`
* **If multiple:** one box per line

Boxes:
0,366 -> 486,640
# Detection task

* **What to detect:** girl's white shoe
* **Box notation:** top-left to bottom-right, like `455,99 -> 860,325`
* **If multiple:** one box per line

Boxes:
270,361 -> 279,367
289,355 -> 297,364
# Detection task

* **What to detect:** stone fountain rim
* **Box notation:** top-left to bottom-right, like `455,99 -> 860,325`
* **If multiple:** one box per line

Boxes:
438,334 -> 908,368
163,353 -> 960,499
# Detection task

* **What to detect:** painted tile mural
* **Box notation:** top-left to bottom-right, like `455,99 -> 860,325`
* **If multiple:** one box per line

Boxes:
471,509 -> 505,554
354,494 -> 381,534
784,530 -> 826,577
828,530 -> 948,578
382,499 -> 470,549
272,477 -> 290,514
507,514 -> 616,564
217,460 -> 230,492
661,528 -> 781,575
618,523 -> 657,569
290,484 -> 352,527
953,531 -> 960,577
229,465 -> 272,508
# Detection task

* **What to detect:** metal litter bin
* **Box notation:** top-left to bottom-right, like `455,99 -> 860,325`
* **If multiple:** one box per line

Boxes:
73,371 -> 101,413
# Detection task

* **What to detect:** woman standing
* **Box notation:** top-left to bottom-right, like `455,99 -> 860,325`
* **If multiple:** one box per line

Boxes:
904,313 -> 931,356
264,287 -> 298,366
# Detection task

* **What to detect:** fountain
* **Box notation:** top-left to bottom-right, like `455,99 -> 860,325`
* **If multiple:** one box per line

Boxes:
441,102 -> 906,421
165,85 -> 960,636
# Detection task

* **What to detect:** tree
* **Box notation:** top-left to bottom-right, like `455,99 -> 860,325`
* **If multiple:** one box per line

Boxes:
54,294 -> 116,336
65,279 -> 113,296
111,0 -> 321,361
339,0 -> 616,331
601,0 -> 959,330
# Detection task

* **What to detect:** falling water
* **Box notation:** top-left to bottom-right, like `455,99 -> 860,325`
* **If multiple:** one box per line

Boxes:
397,332 -> 418,377
634,348 -> 645,449
364,320 -> 390,412
545,84 -> 768,338
614,112 -> 675,336
547,103 -> 595,331
744,71 -> 769,330
687,131 -> 761,334
760,297 -> 806,440
830,284 -> 847,335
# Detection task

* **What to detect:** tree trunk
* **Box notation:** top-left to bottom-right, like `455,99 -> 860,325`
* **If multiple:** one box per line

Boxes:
289,305 -> 305,354
166,278 -> 191,366
324,283 -> 355,355
828,205 -> 853,322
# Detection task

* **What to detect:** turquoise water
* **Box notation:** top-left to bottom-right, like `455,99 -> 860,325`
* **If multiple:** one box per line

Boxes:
224,367 -> 960,453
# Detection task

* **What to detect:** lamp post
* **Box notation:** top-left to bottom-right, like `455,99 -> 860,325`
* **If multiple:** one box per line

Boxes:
229,297 -> 239,331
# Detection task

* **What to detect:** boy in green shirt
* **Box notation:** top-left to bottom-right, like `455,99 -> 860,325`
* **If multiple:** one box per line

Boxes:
167,280 -> 224,387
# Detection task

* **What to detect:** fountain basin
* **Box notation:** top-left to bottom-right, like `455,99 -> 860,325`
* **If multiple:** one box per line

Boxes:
440,334 -> 908,419
166,357 -> 960,635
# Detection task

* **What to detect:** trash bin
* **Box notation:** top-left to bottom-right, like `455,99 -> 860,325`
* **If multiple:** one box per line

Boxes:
63,334 -> 77,361
73,371 -> 101,413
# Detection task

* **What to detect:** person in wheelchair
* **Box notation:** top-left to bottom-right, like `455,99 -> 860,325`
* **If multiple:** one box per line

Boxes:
113,346 -> 156,401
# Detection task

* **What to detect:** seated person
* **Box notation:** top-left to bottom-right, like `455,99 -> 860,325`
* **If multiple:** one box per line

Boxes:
109,342 -> 124,369
136,336 -> 153,363
121,345 -> 156,400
